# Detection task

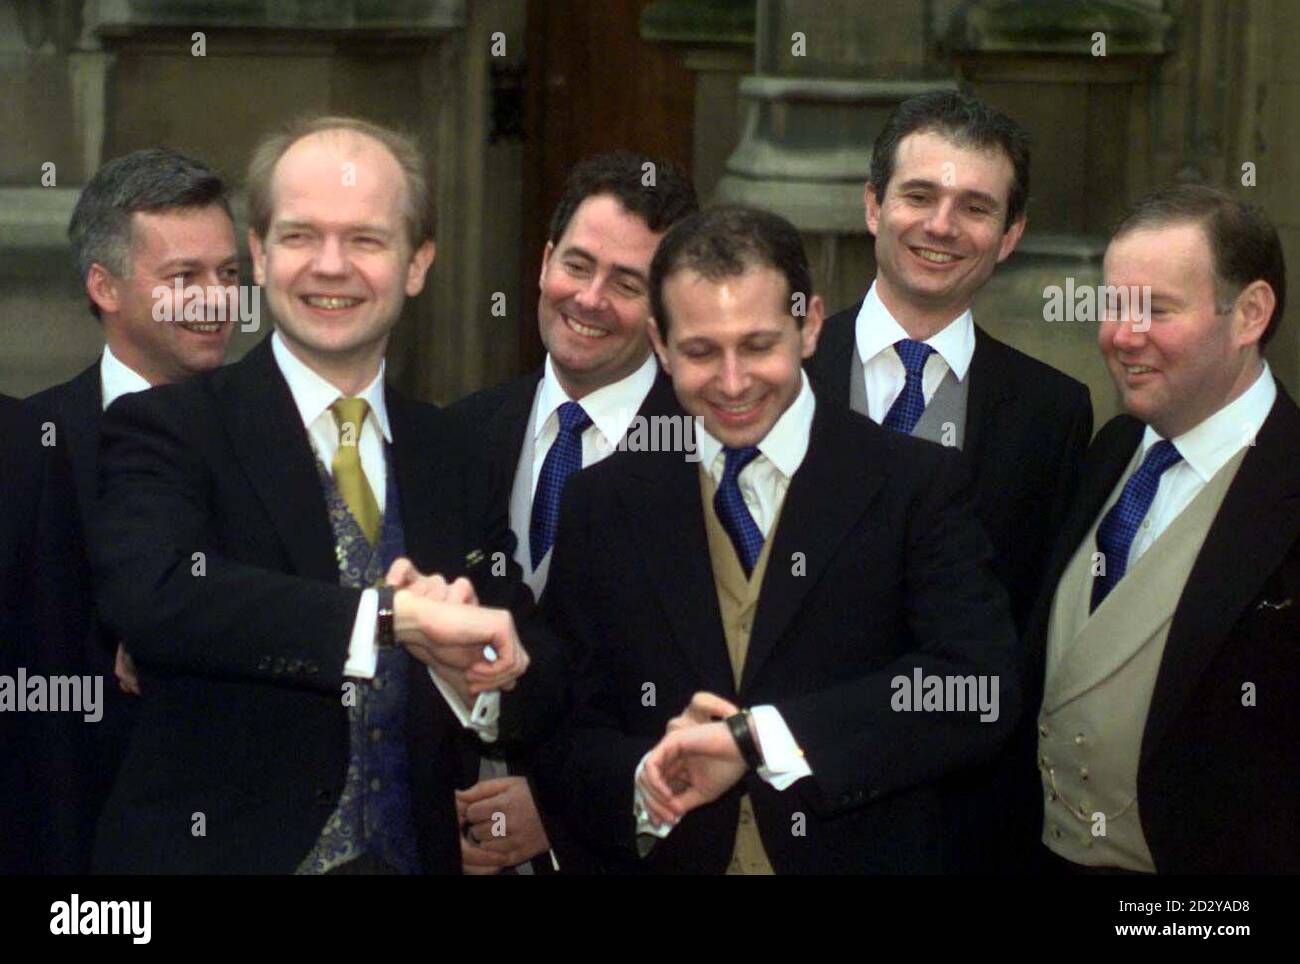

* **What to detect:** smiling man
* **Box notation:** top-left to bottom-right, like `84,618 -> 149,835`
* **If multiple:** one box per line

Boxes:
805,91 -> 1094,872
1030,185 -> 1298,874
28,148 -> 239,871
543,205 -> 1019,874
447,151 -> 696,874
89,117 -> 542,874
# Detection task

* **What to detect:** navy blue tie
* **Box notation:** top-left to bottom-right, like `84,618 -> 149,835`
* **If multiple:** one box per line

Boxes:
882,339 -> 935,435
1090,439 -> 1183,612
529,401 -> 591,569
714,446 -> 765,577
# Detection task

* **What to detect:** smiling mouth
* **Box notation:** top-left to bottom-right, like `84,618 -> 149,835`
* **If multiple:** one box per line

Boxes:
302,295 -> 363,310
1123,364 -> 1157,375
564,315 -> 609,338
177,321 -> 227,334
911,247 -> 962,264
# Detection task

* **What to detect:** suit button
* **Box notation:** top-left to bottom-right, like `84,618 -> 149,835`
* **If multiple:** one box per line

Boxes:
370,728 -> 383,743
1051,825 -> 1062,840
258,656 -> 271,671
287,659 -> 303,674
1079,767 -> 1089,781
372,677 -> 384,691
306,662 -> 320,675
1038,722 -> 1049,737
271,657 -> 286,674
1046,789 -> 1057,803
1074,733 -> 1086,746
370,778 -> 382,792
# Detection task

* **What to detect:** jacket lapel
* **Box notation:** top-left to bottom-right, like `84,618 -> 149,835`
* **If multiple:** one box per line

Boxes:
804,302 -> 857,410
615,446 -> 736,699
386,390 -> 465,572
221,337 -> 339,584
741,403 -> 881,692
1142,388 -> 1300,765
962,326 -> 1016,461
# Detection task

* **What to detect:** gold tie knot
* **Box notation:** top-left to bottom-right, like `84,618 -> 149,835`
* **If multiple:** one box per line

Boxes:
331,397 -> 370,449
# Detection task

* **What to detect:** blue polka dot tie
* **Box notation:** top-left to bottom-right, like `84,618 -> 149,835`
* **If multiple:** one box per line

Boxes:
882,339 -> 936,435
714,446 -> 765,577
529,400 -> 592,570
1090,439 -> 1183,612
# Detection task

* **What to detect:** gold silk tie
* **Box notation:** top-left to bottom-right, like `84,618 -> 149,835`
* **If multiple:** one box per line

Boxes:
329,397 -> 380,546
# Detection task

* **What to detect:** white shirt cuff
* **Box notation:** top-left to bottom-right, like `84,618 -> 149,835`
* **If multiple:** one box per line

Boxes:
750,704 -> 812,790
427,669 -> 500,743
633,753 -> 675,842
343,589 -> 379,679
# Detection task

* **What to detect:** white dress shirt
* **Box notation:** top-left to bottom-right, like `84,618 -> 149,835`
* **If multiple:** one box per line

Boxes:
1125,362 -> 1276,569
530,352 -> 659,496
100,344 -> 153,410
271,331 -> 498,739
635,372 -> 817,839
854,281 -> 975,423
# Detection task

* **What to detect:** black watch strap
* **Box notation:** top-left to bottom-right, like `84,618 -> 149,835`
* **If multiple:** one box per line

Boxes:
726,710 -> 763,771
376,586 -> 396,648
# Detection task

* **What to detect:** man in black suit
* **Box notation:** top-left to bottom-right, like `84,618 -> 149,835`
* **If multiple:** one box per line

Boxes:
447,151 -> 696,874
544,206 -> 1020,873
0,396 -> 92,874
1030,185 -> 1297,873
803,91 -> 1092,871
27,148 -> 240,870
89,116 -> 538,874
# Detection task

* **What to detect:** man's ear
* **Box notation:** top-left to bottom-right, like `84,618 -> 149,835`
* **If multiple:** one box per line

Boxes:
800,294 -> 825,359
1233,279 -> 1276,349
646,315 -> 671,373
864,182 -> 881,236
997,215 -> 1027,263
248,229 -> 267,287
404,240 -> 437,297
86,263 -> 119,317
539,241 -> 555,288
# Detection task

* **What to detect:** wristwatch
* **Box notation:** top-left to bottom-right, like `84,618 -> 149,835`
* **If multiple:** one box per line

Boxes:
725,710 -> 763,771
376,586 -> 397,648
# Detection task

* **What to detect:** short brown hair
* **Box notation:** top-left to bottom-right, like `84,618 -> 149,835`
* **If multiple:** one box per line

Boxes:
1112,184 -> 1286,346
246,115 -> 436,250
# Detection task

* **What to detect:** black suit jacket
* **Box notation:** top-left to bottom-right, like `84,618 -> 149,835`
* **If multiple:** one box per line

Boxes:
88,336 -> 553,874
1024,386 -> 1300,874
805,304 -> 1093,633
0,395 -> 92,873
542,395 -> 1021,873
28,362 -> 134,871
446,365 -> 679,873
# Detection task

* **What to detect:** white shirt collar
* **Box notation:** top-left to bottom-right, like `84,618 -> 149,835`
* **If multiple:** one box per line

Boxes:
1140,360 -> 1277,483
271,330 -> 391,441
100,344 -> 154,411
534,352 -> 658,446
854,281 -> 976,381
696,369 -> 816,480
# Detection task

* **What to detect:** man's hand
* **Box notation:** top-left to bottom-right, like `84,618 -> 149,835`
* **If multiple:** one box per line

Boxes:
392,590 -> 529,695
385,558 -> 478,606
638,721 -> 747,824
666,691 -> 739,734
455,777 -> 551,874
114,643 -> 141,696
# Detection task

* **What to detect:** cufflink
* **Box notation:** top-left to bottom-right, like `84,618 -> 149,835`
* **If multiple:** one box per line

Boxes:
1255,596 -> 1292,611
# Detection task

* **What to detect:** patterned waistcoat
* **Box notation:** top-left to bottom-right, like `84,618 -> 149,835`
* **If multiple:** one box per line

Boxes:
297,447 -> 421,874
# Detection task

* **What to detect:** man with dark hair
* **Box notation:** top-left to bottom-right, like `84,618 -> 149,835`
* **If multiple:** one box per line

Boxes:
447,150 -> 697,873
804,90 -> 1093,871
1030,184 -> 1297,873
89,116 -> 541,874
27,147 -> 241,870
544,205 -> 1019,874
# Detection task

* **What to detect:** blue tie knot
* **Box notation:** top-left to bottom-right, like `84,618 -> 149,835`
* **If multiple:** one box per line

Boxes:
721,445 -> 761,482
1141,439 -> 1183,477
894,339 -> 935,378
557,400 -> 591,436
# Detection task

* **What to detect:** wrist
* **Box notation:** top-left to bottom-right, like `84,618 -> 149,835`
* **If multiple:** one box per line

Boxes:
725,710 -> 763,771
392,588 -> 425,639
